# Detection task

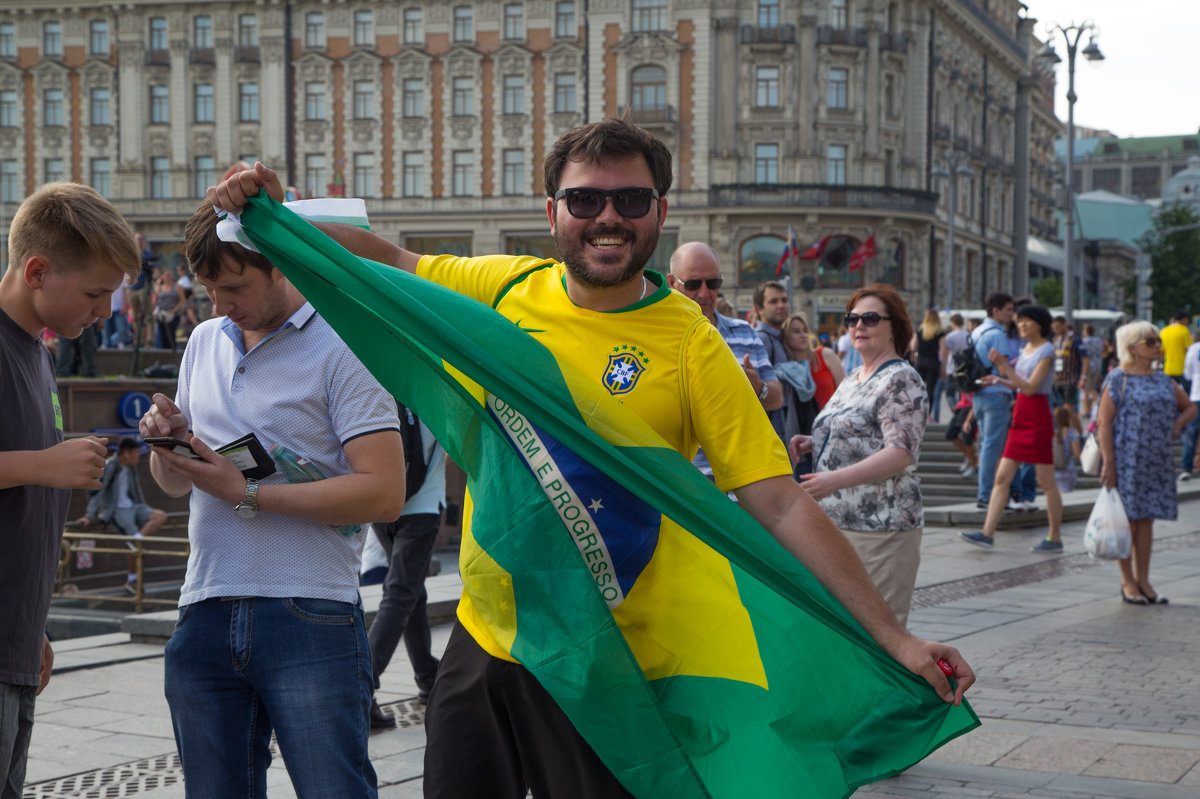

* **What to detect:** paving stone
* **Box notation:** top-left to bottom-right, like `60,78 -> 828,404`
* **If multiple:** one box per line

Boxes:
1081,743 -> 1200,783
995,737 -> 1112,774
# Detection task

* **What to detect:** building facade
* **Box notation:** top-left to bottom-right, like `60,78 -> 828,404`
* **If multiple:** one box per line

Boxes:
0,0 -> 1058,323
1063,133 -> 1200,203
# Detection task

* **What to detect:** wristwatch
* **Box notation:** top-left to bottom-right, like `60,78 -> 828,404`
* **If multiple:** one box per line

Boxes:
234,479 -> 259,519
758,381 -> 770,401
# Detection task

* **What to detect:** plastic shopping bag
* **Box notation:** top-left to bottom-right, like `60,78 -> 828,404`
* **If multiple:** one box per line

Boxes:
1083,487 -> 1131,560
1079,434 -> 1101,476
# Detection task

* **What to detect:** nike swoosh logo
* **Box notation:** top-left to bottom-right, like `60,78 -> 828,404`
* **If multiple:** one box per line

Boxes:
515,319 -> 546,334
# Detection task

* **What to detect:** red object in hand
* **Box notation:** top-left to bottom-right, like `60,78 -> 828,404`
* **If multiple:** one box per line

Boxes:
937,659 -> 954,677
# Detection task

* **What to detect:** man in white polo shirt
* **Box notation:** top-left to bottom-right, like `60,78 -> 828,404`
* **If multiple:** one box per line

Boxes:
139,200 -> 404,798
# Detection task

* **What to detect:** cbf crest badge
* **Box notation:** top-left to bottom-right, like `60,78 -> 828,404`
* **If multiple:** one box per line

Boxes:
603,346 -> 648,395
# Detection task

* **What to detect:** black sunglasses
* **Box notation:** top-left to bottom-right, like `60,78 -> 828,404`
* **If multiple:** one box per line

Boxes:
673,276 -> 724,291
553,186 -> 660,219
844,312 -> 892,328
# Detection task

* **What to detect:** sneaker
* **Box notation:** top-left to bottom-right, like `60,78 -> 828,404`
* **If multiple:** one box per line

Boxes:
123,581 -> 137,596
974,500 -> 990,511
1021,500 -> 1039,512
1005,498 -> 1023,512
1031,539 -> 1063,553
962,466 -> 977,478
960,530 -> 995,549
369,699 -> 396,729
1179,471 -> 1192,482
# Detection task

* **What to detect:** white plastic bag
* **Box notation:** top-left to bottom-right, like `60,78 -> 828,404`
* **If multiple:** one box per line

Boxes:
1083,488 -> 1131,560
1079,434 -> 1101,476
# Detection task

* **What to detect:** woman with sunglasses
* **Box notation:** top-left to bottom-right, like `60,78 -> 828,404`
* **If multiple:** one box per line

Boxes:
1096,321 -> 1196,605
787,285 -> 927,627
961,304 -> 1064,552
776,312 -> 844,442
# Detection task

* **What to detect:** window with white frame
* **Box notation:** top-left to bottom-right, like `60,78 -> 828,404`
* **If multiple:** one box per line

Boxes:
402,151 -> 423,196
630,65 -> 666,111
44,21 -> 63,56
305,13 -> 324,48
302,82 -> 323,120
827,144 -> 847,184
353,10 -> 373,47
0,23 -> 15,58
758,0 -> 780,28
504,4 -> 525,40
755,66 -> 779,107
632,0 -> 667,33
831,0 -> 848,28
194,16 -> 212,48
149,17 -> 166,51
502,149 -> 524,195
403,9 -> 423,44
402,79 -> 423,117
90,88 -> 111,125
91,158 -> 111,198
502,75 -> 524,115
43,89 -> 64,126
90,20 -> 109,55
305,154 -> 326,197
194,84 -> 214,123
452,150 -> 473,196
553,73 -> 576,113
239,82 -> 259,122
755,144 -> 779,184
828,68 -> 848,109
354,153 -> 374,197
44,158 -> 65,184
195,156 -> 215,197
452,77 -> 473,116
1,159 -> 19,202
555,2 -> 576,37
151,157 -> 170,199
150,85 -> 169,123
453,7 -> 473,42
239,15 -> 258,47
353,80 -> 374,119
0,90 -> 16,126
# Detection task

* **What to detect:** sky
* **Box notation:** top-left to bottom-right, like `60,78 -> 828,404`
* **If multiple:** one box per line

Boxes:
1023,0 -> 1198,139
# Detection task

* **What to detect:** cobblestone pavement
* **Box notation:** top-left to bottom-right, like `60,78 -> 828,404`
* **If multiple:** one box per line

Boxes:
23,500 -> 1200,798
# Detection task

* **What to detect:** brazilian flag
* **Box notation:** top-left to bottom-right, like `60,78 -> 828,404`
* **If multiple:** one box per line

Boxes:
235,195 -> 978,798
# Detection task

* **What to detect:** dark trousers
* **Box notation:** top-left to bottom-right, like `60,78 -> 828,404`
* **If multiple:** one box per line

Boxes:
55,325 -> 98,377
424,623 -> 634,799
367,514 -> 440,692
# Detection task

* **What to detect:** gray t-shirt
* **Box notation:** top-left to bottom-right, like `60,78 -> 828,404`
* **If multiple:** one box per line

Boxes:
1016,341 -> 1055,395
0,308 -> 69,686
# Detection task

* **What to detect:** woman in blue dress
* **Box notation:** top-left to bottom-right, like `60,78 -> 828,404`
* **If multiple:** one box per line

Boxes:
1097,321 -> 1196,605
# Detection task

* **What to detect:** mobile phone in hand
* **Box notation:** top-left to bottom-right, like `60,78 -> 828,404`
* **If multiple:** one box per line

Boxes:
144,436 -> 203,459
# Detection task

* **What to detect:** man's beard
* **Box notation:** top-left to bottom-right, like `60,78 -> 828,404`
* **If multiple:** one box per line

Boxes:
554,221 -> 660,289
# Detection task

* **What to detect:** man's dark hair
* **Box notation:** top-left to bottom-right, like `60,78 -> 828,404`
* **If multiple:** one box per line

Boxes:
118,437 -> 140,454
1173,310 -> 1190,322
984,292 -> 1013,317
1052,315 -> 1066,324
543,116 -> 674,199
752,281 -> 787,311
184,199 -> 276,281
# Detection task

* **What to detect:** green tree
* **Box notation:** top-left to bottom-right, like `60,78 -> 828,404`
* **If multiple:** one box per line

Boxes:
1144,205 -> 1200,323
1033,276 -> 1062,307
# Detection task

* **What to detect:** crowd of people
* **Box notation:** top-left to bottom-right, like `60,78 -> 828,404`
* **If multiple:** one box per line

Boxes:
5,113 -> 1197,798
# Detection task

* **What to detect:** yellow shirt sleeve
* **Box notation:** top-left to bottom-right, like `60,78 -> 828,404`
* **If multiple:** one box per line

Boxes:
416,253 -> 555,307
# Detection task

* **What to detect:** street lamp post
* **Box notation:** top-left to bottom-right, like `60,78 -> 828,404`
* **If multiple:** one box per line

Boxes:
1038,22 -> 1104,327
932,151 -> 975,309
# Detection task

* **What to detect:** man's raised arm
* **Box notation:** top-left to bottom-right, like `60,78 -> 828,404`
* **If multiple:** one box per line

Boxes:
208,163 -> 423,273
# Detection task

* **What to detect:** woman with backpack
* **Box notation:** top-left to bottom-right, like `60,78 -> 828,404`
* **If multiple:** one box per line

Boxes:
910,310 -> 945,422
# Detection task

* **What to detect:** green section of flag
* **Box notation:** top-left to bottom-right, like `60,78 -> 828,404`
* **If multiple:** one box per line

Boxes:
236,195 -> 978,798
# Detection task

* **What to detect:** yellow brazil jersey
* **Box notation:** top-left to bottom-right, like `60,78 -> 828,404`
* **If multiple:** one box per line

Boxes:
1161,323 -> 1191,377
417,253 -> 790,662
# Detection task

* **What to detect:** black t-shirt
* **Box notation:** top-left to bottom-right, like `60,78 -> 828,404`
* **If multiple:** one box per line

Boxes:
0,308 -> 69,686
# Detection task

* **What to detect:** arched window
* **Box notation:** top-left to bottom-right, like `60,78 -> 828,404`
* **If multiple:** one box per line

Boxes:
818,236 -> 864,287
739,235 -> 786,284
630,65 -> 666,111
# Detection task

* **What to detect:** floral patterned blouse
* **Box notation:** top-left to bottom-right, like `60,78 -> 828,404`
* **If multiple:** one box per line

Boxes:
811,358 -> 928,531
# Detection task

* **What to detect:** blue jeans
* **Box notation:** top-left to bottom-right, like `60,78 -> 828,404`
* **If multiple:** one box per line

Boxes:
0,681 -> 36,799
1011,462 -> 1037,502
164,597 -> 377,799
1183,399 -> 1200,471
974,392 -> 1012,503
103,313 -> 128,348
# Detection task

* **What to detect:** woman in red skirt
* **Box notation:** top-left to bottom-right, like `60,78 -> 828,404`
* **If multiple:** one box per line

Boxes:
960,304 -> 1063,551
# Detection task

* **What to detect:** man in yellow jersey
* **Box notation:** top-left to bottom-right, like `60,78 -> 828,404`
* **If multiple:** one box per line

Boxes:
1162,310 -> 1192,388
210,117 -> 975,799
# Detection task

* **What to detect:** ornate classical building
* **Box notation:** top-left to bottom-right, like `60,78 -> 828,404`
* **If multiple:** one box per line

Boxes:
0,0 -> 1060,324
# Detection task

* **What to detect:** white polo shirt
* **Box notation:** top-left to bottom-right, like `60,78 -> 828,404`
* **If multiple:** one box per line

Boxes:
175,302 -> 400,606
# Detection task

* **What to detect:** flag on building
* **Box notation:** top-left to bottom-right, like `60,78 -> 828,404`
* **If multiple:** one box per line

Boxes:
775,226 -> 799,276
800,234 -> 831,260
231,195 -> 979,799
848,235 -> 876,272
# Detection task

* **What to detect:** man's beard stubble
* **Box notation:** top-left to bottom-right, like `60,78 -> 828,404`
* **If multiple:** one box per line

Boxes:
554,221 -> 661,290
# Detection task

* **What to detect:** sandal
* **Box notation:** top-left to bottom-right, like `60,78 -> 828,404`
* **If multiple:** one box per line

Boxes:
1140,589 -> 1169,605
1120,588 -> 1148,606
